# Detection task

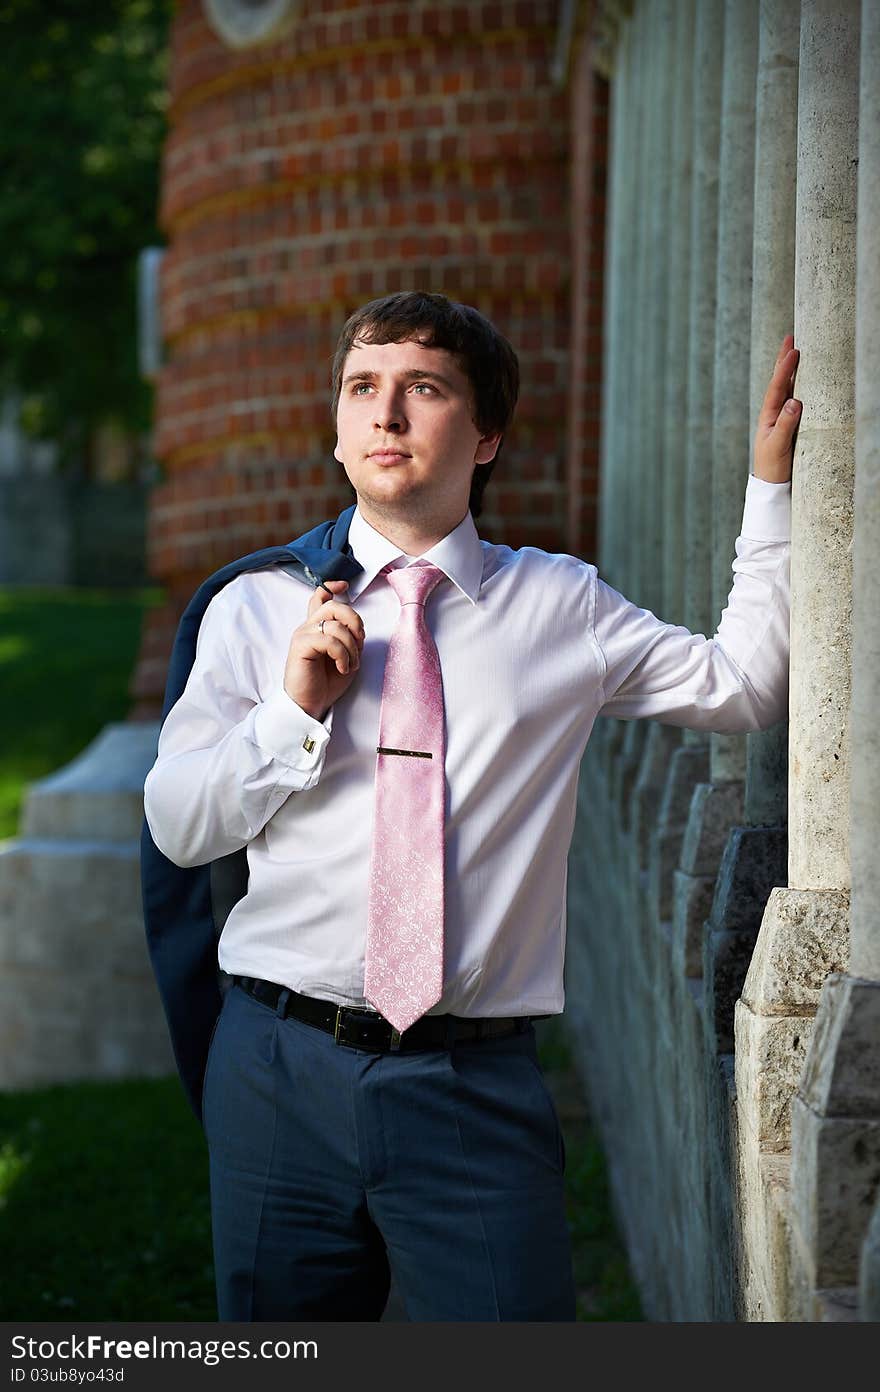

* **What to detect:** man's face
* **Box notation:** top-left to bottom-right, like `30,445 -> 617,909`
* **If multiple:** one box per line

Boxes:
333,336 -> 500,531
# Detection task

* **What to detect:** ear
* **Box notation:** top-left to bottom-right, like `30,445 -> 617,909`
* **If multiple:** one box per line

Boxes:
474,432 -> 502,465
333,435 -> 344,464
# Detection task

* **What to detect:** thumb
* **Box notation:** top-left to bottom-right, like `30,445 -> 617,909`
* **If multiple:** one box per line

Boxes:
771,397 -> 802,453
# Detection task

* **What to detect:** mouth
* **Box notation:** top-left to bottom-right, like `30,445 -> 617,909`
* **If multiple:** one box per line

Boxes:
368,449 -> 412,465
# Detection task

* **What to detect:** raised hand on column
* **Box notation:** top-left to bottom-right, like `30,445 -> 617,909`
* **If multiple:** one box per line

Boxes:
753,333 -> 801,483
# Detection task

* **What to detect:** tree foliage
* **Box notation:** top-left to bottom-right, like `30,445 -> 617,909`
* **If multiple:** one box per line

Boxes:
0,0 -> 173,462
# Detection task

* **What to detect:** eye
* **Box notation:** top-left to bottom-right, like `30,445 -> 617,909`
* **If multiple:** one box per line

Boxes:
351,382 -> 373,395
411,382 -> 435,394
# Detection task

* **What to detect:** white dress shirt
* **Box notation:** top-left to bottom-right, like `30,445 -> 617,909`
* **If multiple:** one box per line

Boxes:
143,474 -> 791,1019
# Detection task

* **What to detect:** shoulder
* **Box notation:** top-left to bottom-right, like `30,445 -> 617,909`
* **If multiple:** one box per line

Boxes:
478,539 -> 598,620
479,537 -> 597,586
197,562 -> 311,643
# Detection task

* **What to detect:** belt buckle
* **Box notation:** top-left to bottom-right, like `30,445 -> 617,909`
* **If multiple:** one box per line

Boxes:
333,1004 -> 402,1052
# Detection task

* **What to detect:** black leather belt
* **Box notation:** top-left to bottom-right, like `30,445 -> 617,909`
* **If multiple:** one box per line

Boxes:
234,976 -> 528,1053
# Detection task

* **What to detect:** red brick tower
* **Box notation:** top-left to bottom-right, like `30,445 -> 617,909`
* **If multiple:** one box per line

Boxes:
133,0 -> 572,715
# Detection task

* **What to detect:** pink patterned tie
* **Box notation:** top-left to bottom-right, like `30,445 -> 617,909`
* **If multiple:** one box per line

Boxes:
364,561 -> 447,1033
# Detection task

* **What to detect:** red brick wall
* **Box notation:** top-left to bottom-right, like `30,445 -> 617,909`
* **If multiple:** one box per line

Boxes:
566,42 -> 607,561
133,0 -> 587,715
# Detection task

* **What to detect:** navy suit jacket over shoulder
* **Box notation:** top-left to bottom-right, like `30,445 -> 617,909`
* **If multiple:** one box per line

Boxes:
140,505 -> 362,1121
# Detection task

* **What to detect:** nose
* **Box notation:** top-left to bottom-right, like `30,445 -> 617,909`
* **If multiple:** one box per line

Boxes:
373,388 -> 406,433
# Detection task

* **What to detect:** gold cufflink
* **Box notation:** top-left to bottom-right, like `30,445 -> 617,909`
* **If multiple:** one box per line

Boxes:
302,735 -> 316,753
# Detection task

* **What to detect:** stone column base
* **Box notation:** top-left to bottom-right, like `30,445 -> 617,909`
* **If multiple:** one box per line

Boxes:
789,974 -> 880,1319
734,887 -> 849,1319
0,722 -> 173,1090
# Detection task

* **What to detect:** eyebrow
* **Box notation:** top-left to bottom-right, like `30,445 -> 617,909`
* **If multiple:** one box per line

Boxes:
341,367 -> 457,390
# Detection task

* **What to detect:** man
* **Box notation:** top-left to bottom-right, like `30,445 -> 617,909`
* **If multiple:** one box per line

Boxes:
144,291 -> 800,1322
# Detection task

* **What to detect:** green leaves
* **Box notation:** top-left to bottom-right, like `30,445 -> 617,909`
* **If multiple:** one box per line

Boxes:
0,0 -> 173,461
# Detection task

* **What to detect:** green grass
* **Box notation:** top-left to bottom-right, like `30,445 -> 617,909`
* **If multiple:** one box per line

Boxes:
0,1078 -> 215,1320
0,586 -> 161,839
0,586 -> 641,1322
535,1018 -> 644,1321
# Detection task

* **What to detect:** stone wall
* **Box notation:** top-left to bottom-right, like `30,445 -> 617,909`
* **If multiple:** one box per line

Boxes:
565,0 -> 880,1321
0,477 -> 149,588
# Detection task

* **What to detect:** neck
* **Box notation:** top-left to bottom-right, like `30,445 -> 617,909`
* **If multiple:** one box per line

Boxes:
355,501 -> 468,556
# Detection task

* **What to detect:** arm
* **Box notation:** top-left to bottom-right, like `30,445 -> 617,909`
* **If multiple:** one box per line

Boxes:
596,336 -> 800,731
143,577 -> 365,868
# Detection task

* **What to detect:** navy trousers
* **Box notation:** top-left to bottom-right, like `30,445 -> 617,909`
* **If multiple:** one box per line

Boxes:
202,982 -> 577,1321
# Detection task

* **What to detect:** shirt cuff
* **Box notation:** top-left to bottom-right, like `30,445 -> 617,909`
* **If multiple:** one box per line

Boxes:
251,687 -> 332,775
740,473 -> 792,542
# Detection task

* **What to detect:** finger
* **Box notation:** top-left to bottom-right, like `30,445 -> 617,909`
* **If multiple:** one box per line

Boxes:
759,347 -> 799,428
775,332 -> 794,363
310,599 -> 366,643
307,579 -> 349,618
321,633 -> 357,674
314,618 -> 361,667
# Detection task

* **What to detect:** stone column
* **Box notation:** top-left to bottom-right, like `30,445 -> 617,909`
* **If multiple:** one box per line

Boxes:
614,11 -> 640,600
661,0 -> 694,634
640,0 -> 672,620
792,0 -> 880,1324
710,0 -> 759,791
670,0 -> 723,979
744,0 -> 800,836
671,0 -> 762,1014
703,0 -> 794,1064
683,0 -> 724,648
630,0 -> 681,870
849,0 -> 880,990
646,0 -> 698,928
611,1 -> 652,823
629,0 -> 654,612
595,9 -> 633,792
598,14 -> 629,588
736,0 -> 858,1321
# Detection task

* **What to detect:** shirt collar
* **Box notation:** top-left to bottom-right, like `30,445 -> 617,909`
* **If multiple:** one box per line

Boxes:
347,506 -> 484,605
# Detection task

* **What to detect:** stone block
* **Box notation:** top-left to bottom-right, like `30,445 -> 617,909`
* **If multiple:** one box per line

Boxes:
631,724 -> 681,868
705,925 -> 762,1055
0,837 -> 174,1088
790,1096 -> 880,1289
22,722 -> 160,842
741,887 -> 850,1014
0,719 -> 174,1090
648,744 -> 711,921
735,999 -> 814,1152
672,868 -> 715,977
858,1192 -> 880,1321
648,825 -> 683,923
612,721 -> 647,828
710,824 -> 788,932
680,779 -> 745,875
815,1288 -> 859,1321
736,1147 -> 793,1321
798,975 -> 880,1116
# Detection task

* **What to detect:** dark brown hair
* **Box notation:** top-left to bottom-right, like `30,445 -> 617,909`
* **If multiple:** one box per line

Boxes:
331,291 -> 519,518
